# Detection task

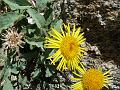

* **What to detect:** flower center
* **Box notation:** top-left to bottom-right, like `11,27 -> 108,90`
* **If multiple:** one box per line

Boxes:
60,36 -> 79,59
9,34 -> 19,45
82,69 -> 104,90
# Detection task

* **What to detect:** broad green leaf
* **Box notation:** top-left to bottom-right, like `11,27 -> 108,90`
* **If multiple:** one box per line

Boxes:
3,0 -> 31,10
3,67 -> 11,80
25,36 -> 44,48
11,67 -> 19,74
0,12 -> 24,33
3,79 -> 13,90
53,19 -> 63,31
27,8 -> 46,29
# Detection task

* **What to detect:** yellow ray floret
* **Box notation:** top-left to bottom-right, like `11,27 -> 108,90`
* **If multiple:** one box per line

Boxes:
71,68 -> 112,90
44,23 -> 86,71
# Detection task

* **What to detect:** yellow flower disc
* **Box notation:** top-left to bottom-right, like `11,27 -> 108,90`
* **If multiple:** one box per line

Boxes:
82,69 -> 104,90
60,36 -> 79,59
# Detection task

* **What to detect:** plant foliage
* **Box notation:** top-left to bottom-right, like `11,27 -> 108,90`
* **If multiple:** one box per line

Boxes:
0,0 -> 63,90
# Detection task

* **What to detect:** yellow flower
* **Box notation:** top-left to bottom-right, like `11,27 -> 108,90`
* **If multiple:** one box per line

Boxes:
71,67 -> 112,90
44,23 -> 86,71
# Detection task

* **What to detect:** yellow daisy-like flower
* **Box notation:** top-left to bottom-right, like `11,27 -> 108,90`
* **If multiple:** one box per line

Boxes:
44,23 -> 86,71
71,67 -> 112,90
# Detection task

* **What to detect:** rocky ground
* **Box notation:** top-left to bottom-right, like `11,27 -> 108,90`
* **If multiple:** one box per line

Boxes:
52,0 -> 120,90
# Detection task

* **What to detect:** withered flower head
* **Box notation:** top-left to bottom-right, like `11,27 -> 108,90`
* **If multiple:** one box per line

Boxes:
2,28 -> 25,50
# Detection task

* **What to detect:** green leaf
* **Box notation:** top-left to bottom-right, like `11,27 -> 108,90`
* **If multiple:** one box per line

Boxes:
11,67 -> 19,74
18,74 -> 28,86
3,0 -> 31,10
32,69 -> 40,78
28,29 -> 36,34
19,61 -> 26,70
19,58 -> 26,62
0,12 -> 24,33
45,64 -> 55,77
3,67 -> 11,80
44,8 -> 53,26
18,74 -> 22,83
25,36 -> 44,48
21,76 -> 28,86
36,0 -> 54,8
45,67 -> 52,77
51,19 -> 63,32
0,49 -> 7,66
3,79 -> 13,90
27,8 -> 46,29
53,19 -> 63,32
